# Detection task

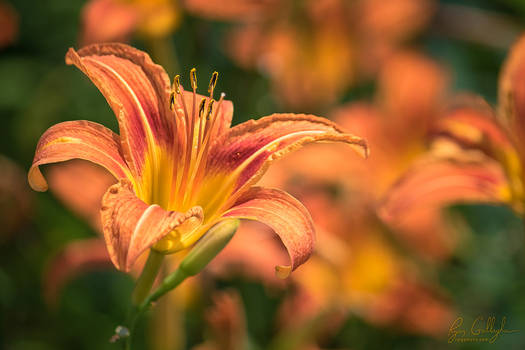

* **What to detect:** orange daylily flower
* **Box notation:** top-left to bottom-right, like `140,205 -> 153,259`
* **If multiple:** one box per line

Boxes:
259,51 -> 454,261
29,43 -> 367,276
186,0 -> 435,109
380,32 -> 525,230
209,53 -> 456,339
379,151 -> 510,258
80,0 -> 180,45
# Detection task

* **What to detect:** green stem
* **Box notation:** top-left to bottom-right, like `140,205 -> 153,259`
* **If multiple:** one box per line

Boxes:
120,220 -> 239,349
140,267 -> 188,311
122,250 -> 164,350
132,250 -> 164,306
124,266 -> 189,348
133,219 -> 240,319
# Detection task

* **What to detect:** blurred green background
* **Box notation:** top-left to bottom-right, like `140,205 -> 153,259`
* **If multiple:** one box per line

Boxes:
2,0 -> 525,349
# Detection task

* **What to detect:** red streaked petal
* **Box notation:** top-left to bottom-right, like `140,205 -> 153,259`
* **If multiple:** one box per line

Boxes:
28,120 -> 130,192
43,238 -> 112,306
101,179 -> 203,271
223,186 -> 315,278
66,43 -> 173,177
499,34 -> 525,151
430,96 -> 523,204
379,158 -> 512,259
205,113 -> 368,206
432,95 -> 515,158
380,159 -> 511,216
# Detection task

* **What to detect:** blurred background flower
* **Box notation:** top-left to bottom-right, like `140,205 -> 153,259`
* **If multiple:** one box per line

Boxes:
186,0 -> 436,110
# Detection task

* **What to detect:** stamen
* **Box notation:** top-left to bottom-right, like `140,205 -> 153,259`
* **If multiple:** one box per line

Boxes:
169,92 -> 175,110
198,97 -> 206,118
208,71 -> 218,97
205,100 -> 215,120
173,75 -> 181,94
190,68 -> 197,91
202,93 -> 225,145
169,75 -> 182,111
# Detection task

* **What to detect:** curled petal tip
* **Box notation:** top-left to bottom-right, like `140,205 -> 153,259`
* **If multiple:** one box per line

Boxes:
275,265 -> 292,279
225,187 -> 315,278
352,136 -> 370,159
65,47 -> 79,65
28,166 -> 48,192
338,134 -> 369,159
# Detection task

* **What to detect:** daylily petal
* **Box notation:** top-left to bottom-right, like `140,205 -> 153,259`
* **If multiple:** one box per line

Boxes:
223,186 -> 315,278
65,43 -> 174,177
380,159 -> 511,215
379,158 -> 512,258
203,114 -> 368,213
432,96 -> 516,160
101,179 -> 203,271
499,33 -> 525,151
28,120 -> 130,192
43,238 -> 111,306
430,96 -> 523,204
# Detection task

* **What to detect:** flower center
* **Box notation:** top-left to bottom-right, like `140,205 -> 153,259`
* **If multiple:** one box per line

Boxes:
150,70 -> 230,253
161,69 -> 226,213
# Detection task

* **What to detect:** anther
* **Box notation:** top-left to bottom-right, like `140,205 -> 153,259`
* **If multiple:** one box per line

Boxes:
198,97 -> 206,118
190,68 -> 197,91
208,71 -> 218,96
169,92 -> 175,110
205,99 -> 215,120
172,75 -> 181,94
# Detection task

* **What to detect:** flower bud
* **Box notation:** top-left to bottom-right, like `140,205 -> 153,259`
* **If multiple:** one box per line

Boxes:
180,219 -> 239,276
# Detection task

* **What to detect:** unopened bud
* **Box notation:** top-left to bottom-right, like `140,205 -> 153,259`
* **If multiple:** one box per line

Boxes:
180,219 -> 239,276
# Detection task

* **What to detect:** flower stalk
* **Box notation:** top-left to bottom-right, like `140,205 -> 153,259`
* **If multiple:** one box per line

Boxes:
131,249 -> 164,306
122,219 -> 239,349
